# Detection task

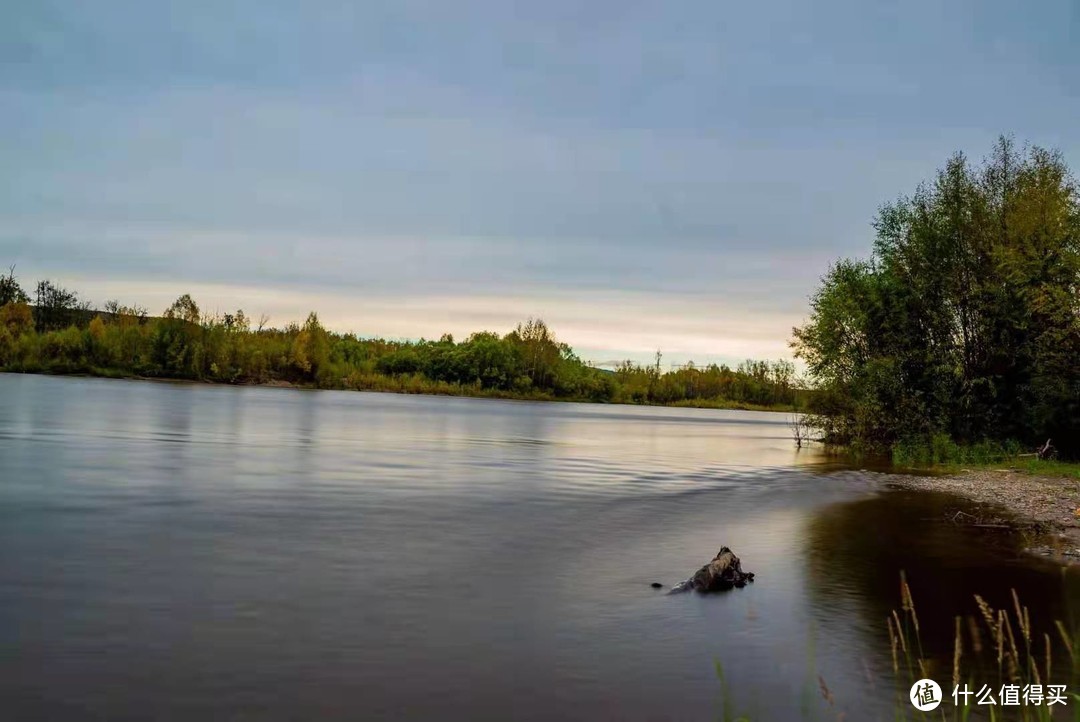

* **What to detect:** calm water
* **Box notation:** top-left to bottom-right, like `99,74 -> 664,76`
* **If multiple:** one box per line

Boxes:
1,373 -> 1076,721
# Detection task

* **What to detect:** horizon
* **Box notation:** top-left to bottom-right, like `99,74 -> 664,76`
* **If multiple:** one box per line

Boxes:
3,1 -> 1078,367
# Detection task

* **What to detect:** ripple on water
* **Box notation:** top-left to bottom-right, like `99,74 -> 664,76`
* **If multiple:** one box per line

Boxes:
2,374 -> 1076,722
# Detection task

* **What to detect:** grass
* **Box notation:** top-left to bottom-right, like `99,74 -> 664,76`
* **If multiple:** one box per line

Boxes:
886,573 -> 1080,721
891,434 -> 1080,480
1009,460 -> 1080,481
892,435 -> 1026,467
937,459 -> 1080,482
715,572 -> 1080,721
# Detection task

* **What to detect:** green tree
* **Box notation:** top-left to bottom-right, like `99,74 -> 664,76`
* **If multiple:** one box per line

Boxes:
34,279 -> 85,332
291,312 -> 331,383
460,331 -> 520,389
153,294 -> 205,376
507,318 -> 561,390
794,136 -> 1080,456
164,294 -> 201,325
0,266 -> 29,306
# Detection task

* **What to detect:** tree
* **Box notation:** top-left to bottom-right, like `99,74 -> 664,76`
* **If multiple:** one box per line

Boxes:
34,280 -> 86,332
0,266 -> 29,306
460,331 -> 521,389
793,137 -> 1080,456
291,312 -> 330,382
153,293 -> 205,376
104,300 -> 149,324
507,318 -> 561,390
223,309 -> 249,333
0,301 -> 33,336
164,294 -> 200,325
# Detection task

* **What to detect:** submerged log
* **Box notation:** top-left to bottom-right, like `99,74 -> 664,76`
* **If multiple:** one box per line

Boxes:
668,546 -> 754,594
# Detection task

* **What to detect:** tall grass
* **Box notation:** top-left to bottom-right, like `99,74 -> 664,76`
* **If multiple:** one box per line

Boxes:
887,572 -> 1080,720
716,572 -> 1079,721
892,434 -> 1026,467
1011,461 -> 1080,482
890,435 -> 1080,480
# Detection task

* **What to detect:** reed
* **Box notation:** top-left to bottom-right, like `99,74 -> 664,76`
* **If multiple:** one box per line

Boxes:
888,577 -> 1077,721
716,573 -> 1078,721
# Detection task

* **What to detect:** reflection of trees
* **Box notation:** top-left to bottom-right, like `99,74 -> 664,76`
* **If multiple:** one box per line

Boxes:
805,490 -> 1077,663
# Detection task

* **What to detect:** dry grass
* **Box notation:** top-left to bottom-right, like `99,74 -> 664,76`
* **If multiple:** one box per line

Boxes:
718,572 -> 1078,721
888,572 -> 1079,721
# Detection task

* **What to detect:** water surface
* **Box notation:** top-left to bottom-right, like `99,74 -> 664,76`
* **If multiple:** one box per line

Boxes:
1,374 -> 1075,720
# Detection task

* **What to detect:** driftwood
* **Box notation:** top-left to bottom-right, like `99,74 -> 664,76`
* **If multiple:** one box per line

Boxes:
667,546 -> 754,594
1020,439 -> 1057,460
1037,439 -> 1057,460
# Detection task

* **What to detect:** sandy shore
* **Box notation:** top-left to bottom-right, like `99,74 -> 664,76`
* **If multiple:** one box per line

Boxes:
888,470 -> 1080,564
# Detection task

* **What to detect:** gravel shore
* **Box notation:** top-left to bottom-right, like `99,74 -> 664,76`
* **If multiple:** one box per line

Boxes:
888,470 -> 1080,564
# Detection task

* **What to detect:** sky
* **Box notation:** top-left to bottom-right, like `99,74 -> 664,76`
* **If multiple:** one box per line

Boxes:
2,1 -> 1078,367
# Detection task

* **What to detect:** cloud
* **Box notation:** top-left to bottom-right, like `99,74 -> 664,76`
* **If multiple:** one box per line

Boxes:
2,0 -> 1078,365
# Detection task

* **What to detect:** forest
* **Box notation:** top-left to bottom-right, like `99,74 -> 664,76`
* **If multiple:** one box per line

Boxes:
6,136 -> 1077,458
0,270 -> 801,410
794,137 -> 1080,459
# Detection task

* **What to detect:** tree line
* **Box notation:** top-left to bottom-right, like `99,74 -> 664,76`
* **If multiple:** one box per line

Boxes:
0,270 -> 802,409
793,136 -> 1080,459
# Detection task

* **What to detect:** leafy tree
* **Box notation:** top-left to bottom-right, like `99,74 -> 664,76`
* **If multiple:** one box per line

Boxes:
0,282 -> 807,412
0,302 -> 34,337
507,318 -> 562,390
461,331 -> 521,389
153,294 -> 205,376
104,300 -> 149,323
794,137 -> 1080,456
34,279 -> 86,332
164,294 -> 201,325
223,309 -> 249,333
0,266 -> 29,306
291,312 -> 330,382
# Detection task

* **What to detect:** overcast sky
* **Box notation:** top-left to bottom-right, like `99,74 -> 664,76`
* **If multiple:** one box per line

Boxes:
2,1 -> 1077,366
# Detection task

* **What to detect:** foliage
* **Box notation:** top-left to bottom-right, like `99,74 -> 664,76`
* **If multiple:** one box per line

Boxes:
891,438 -> 1080,479
0,286 -> 804,410
1014,459 -> 1080,481
0,266 -> 29,306
892,435 -> 1025,467
794,137 -> 1080,458
34,279 -> 89,333
0,302 -> 34,336
613,358 -> 800,407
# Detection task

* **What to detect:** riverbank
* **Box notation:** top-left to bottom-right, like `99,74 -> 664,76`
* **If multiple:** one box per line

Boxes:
0,368 -> 798,413
888,469 -> 1080,564
0,294 -> 806,412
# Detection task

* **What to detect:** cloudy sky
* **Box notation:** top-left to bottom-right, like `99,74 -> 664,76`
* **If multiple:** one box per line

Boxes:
2,1 -> 1077,366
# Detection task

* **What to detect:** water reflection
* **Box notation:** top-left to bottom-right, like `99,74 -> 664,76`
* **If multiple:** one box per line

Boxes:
1,373 -> 1077,721
806,490 -> 1080,683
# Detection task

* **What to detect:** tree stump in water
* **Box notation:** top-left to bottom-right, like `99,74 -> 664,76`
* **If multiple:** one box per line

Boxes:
669,546 -> 754,594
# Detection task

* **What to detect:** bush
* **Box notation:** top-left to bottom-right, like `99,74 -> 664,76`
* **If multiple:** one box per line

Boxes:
0,302 -> 33,336
0,325 -> 12,365
40,326 -> 87,368
892,436 -> 1026,467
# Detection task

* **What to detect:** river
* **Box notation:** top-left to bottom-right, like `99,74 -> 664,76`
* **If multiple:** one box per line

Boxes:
0,373 -> 1075,720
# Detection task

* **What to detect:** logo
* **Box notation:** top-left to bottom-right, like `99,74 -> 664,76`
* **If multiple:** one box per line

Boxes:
910,679 -> 942,711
